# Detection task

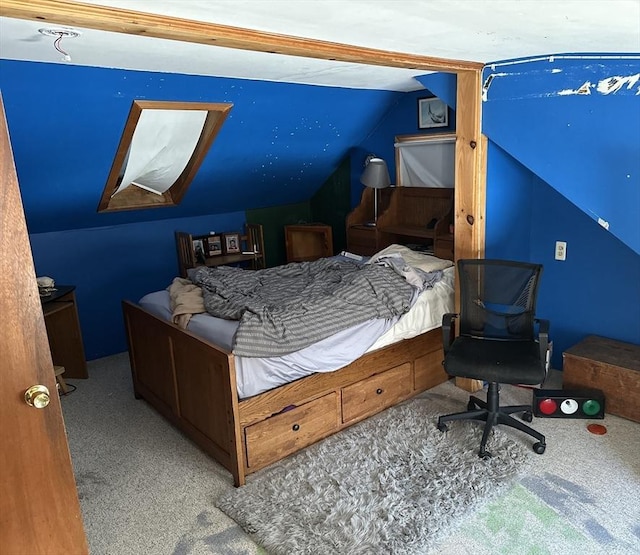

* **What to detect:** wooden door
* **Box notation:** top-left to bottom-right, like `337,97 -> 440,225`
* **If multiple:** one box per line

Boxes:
0,96 -> 88,553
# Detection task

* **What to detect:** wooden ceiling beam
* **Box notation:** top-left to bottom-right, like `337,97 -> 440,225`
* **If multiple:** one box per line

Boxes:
1,0 -> 483,73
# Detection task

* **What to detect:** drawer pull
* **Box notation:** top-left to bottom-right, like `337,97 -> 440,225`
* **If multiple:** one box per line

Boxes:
292,424 -> 300,431
376,388 -> 383,395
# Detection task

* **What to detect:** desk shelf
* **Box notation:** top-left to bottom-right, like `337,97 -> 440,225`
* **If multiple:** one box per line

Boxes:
378,224 -> 436,240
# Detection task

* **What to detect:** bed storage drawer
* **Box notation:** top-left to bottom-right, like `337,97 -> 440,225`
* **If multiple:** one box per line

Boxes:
341,362 -> 412,424
244,392 -> 339,469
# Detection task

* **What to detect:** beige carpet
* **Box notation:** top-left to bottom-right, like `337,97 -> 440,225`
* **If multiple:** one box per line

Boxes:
61,353 -> 640,554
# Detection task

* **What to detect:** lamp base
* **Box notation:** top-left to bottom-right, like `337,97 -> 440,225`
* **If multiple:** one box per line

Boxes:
362,221 -> 377,227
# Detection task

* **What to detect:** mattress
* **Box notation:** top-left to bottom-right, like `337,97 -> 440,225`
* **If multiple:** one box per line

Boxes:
139,264 -> 455,399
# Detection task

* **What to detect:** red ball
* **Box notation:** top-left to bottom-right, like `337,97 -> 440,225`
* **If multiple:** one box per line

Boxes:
539,398 -> 558,415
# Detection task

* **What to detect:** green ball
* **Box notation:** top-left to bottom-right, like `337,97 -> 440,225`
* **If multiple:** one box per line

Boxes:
582,399 -> 601,416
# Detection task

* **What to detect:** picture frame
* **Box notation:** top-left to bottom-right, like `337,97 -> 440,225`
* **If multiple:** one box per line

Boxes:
223,232 -> 241,254
418,97 -> 449,129
192,238 -> 207,263
207,235 -> 222,256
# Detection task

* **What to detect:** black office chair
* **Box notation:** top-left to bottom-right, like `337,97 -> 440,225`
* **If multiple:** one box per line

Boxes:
437,259 -> 549,458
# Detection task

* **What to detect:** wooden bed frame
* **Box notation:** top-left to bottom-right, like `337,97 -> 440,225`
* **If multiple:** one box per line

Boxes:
123,300 -> 449,486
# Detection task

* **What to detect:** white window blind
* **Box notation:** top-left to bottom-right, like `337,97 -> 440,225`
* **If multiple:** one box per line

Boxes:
395,136 -> 455,188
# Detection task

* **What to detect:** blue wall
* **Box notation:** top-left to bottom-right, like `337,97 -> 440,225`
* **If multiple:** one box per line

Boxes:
0,60 -> 402,233
29,211 -> 246,359
482,55 -> 640,366
349,87 -> 457,207
485,142 -> 640,366
4,55 -> 638,366
483,55 -> 640,254
485,142 -> 534,260
531,177 -> 640,361
0,60 -> 405,359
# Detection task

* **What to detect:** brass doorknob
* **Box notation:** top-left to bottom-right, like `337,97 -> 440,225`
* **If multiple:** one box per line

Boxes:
24,385 -> 51,409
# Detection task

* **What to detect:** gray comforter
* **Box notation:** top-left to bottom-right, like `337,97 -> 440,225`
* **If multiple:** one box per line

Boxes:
190,258 -> 432,357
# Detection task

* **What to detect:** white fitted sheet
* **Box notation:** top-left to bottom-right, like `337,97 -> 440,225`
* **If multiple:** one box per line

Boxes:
139,266 -> 454,399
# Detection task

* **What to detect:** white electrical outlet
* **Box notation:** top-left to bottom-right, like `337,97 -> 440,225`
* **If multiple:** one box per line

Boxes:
555,241 -> 567,261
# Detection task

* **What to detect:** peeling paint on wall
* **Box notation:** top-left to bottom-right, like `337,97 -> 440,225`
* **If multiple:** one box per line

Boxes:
482,72 -> 507,101
596,73 -> 640,94
558,81 -> 593,95
559,73 -> 640,96
588,209 -> 612,231
482,55 -> 640,101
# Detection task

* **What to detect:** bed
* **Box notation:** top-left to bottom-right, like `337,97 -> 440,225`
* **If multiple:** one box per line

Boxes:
123,245 -> 455,486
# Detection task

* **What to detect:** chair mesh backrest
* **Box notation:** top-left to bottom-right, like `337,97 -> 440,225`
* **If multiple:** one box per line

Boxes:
458,259 -> 542,341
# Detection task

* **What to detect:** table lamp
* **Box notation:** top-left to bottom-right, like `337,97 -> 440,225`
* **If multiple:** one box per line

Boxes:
360,156 -> 390,226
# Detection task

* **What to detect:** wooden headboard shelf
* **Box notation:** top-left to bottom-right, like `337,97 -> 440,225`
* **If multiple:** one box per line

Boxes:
346,186 -> 454,260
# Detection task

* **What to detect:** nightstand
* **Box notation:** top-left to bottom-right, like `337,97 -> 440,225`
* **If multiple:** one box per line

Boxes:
346,224 -> 386,256
285,224 -> 333,262
41,286 -> 87,379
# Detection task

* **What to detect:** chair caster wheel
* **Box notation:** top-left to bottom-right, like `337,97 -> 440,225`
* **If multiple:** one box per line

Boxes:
479,450 -> 492,460
533,442 -> 546,454
522,411 -> 533,423
437,422 -> 448,432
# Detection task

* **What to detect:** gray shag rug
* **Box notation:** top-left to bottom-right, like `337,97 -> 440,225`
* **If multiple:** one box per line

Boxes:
217,396 -> 532,555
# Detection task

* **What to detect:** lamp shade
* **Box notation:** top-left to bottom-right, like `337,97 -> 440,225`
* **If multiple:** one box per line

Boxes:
360,157 -> 391,190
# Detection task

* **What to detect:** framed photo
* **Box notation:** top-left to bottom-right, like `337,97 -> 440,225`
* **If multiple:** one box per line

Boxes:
207,235 -> 222,256
192,238 -> 206,263
223,233 -> 241,254
418,97 -> 449,129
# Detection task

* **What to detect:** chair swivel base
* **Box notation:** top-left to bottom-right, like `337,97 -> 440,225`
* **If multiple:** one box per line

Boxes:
437,383 -> 546,458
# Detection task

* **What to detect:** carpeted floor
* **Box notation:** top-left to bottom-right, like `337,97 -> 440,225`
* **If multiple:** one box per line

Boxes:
61,353 -> 640,554
216,396 -> 531,555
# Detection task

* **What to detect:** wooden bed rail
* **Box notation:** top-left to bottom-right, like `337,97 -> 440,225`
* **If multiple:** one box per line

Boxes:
123,300 -> 246,485
122,300 -> 449,486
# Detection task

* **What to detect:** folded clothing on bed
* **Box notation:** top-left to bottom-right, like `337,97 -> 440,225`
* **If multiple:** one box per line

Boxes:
168,277 -> 205,328
189,257 -> 440,358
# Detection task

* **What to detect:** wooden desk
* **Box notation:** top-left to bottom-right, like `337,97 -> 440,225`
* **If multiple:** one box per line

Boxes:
346,187 -> 454,260
41,286 -> 88,379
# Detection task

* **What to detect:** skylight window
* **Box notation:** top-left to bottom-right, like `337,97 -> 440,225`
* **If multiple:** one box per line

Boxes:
98,100 -> 232,212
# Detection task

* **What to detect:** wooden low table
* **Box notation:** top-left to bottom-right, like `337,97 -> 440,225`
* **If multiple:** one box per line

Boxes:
563,335 -> 640,423
53,365 -> 69,394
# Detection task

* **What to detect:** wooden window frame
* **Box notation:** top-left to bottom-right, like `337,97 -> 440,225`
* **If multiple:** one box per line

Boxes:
97,100 -> 232,212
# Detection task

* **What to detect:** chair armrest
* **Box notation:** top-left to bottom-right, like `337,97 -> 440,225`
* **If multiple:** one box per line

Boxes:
535,318 -> 550,366
442,313 -> 458,353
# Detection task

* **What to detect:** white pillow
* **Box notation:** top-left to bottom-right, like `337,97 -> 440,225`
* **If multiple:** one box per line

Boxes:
368,244 -> 453,272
